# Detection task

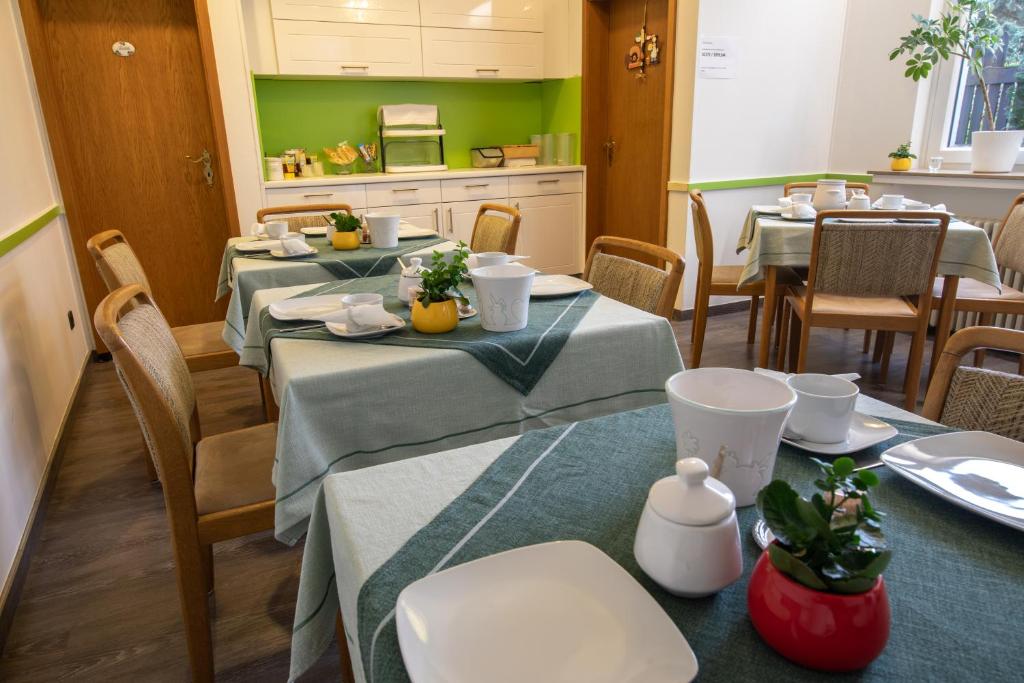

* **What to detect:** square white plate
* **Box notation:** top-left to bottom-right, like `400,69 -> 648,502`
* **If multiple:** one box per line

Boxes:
235,239 -> 279,253
268,294 -> 347,321
326,314 -> 405,339
881,431 -> 1024,531
396,541 -> 698,683
782,412 -> 898,455
269,246 -> 319,259
530,275 -> 594,298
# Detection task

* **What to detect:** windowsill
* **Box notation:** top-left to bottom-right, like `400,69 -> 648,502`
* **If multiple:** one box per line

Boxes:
868,168 -> 1024,190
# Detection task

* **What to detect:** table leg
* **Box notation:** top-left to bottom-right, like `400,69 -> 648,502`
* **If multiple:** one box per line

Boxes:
929,275 -> 960,384
759,266 -> 778,368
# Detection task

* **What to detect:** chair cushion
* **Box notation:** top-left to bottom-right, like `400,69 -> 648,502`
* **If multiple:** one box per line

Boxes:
171,321 -> 234,359
788,286 -> 917,317
194,422 -> 277,516
933,277 -> 1024,304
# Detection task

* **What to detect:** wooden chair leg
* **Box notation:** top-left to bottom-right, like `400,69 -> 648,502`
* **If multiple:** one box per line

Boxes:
776,301 -> 791,371
200,543 -> 215,595
773,295 -> 784,350
690,296 -> 708,368
747,296 -> 760,345
690,274 -> 703,344
174,544 -> 215,683
974,313 -> 993,366
142,450 -> 159,483
1019,353 -> 1024,376
872,330 -> 886,363
788,311 -> 801,372
259,374 -> 279,421
862,330 -> 872,353
879,332 -> 896,384
795,317 -> 811,374
904,326 -> 928,410
336,611 -> 356,683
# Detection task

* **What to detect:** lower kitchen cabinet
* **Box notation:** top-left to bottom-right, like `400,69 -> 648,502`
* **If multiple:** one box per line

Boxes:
513,193 -> 582,275
442,198 -> 507,245
380,202 -> 443,233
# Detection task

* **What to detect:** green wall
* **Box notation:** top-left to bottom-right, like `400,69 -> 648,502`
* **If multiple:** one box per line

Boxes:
254,77 -> 581,170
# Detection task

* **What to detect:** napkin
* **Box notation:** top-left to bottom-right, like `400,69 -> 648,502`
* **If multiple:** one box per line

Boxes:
281,238 -> 313,255
318,304 -> 396,331
785,203 -> 816,220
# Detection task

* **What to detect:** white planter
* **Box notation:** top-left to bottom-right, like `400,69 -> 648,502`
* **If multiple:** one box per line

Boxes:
970,130 -> 1024,173
366,212 -> 400,248
470,264 -> 535,332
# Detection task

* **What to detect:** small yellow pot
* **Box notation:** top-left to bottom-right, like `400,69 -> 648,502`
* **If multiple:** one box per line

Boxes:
332,231 -> 361,250
411,299 -> 459,334
889,157 -> 912,172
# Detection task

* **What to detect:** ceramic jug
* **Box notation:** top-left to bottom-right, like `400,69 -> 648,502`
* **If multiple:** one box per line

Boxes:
812,179 -> 847,211
398,257 -> 425,304
634,458 -> 743,597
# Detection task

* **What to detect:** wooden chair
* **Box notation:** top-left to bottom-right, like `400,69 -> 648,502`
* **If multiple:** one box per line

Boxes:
582,236 -> 684,320
783,181 -> 871,199
778,210 -> 950,410
470,203 -> 521,253
87,229 -> 236,373
94,284 -> 277,683
688,189 -> 801,367
256,202 -> 354,231
922,326 -> 1024,441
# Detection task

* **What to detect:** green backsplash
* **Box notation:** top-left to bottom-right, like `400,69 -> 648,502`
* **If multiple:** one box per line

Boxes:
254,77 -> 580,170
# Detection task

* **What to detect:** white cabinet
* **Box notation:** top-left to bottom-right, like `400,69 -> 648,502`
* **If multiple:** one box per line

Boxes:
441,176 -> 508,202
514,193 -> 583,275
543,0 -> 582,78
383,203 -> 443,232
509,171 -> 584,198
419,0 -> 542,32
421,28 -> 543,80
270,0 -> 419,25
366,179 -> 442,207
441,199 -> 504,245
272,20 -> 422,77
265,184 -> 367,210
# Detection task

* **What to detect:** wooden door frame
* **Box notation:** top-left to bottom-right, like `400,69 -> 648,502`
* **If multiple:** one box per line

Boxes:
17,0 -> 241,314
582,0 -> 676,251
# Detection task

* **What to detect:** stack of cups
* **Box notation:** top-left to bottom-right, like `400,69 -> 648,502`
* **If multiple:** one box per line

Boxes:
265,157 -> 284,181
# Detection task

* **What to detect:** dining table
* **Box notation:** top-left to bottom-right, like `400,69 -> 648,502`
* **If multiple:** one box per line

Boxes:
737,207 -> 1002,372
237,273 -> 684,544
287,393 -> 1024,683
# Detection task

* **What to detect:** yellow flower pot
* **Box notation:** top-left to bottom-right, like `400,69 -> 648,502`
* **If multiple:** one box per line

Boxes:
332,231 -> 361,250
889,157 -> 912,172
411,299 -> 459,334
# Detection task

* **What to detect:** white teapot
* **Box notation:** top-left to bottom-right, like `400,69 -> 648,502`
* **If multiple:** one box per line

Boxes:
812,179 -> 847,211
634,458 -> 743,597
398,257 -> 425,304
846,188 -> 872,211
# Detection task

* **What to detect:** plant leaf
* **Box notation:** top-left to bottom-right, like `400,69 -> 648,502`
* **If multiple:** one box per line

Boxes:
768,544 -> 828,591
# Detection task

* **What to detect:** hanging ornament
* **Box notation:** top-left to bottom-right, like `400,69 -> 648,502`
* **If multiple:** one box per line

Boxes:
624,1 -> 661,79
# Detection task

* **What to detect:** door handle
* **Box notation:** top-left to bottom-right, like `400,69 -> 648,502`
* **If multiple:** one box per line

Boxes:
602,139 -> 616,165
186,149 -> 214,186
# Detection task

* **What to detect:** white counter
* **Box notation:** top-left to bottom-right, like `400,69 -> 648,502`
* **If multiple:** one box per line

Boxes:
264,164 -> 586,189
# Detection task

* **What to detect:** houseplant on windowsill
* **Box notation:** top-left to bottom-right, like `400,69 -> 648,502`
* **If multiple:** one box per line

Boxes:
891,0 -> 1023,172
411,243 -> 470,334
329,211 -> 361,250
888,141 -> 917,171
748,457 -> 891,672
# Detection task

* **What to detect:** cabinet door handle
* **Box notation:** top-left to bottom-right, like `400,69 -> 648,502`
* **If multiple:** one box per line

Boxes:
431,207 -> 437,230
515,201 -> 520,210
447,207 -> 454,236
476,68 -> 500,74
464,183 -> 489,189
392,188 -> 418,193
538,179 -> 561,184
340,64 -> 370,71
302,192 -> 333,198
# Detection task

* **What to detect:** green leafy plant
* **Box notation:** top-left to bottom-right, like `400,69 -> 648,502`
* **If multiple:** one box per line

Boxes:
756,457 -> 891,595
329,211 -> 361,233
416,242 -> 470,307
890,0 -> 1004,130
888,141 -> 918,160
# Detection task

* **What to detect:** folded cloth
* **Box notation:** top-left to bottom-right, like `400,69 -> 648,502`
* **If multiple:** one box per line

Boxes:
346,304 -> 396,331
790,203 -> 816,219
282,238 -> 313,255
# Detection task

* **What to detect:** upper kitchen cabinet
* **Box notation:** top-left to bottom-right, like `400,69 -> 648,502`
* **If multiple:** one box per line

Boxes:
422,28 -> 543,80
419,0 -> 542,32
273,20 -> 423,77
270,0 -> 420,25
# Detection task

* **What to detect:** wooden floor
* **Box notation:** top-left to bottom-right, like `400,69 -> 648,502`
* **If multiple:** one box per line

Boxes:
0,306 -> 1015,681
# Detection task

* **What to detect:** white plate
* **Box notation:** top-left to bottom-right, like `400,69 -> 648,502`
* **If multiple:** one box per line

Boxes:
325,314 -> 405,339
235,239 -> 279,253
396,541 -> 698,683
299,225 -> 329,236
268,294 -> 346,322
779,210 -> 816,222
399,224 -> 439,239
256,231 -> 303,240
881,431 -> 1024,531
870,199 -> 931,211
752,204 -> 783,214
782,412 -> 897,455
269,246 -> 319,259
530,275 -> 594,298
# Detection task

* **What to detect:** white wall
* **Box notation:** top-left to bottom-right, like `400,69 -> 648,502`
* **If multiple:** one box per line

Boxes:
0,0 -> 91,595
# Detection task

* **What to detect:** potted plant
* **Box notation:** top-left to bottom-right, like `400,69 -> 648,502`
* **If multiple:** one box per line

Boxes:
748,457 -> 891,672
888,141 -> 917,171
411,242 -> 470,334
891,0 -> 1023,172
329,211 -> 361,250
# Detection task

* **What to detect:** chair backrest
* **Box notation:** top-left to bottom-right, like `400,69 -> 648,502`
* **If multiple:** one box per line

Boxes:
94,285 -> 200,500
582,236 -> 684,319
687,189 -> 714,269
783,181 -> 871,199
86,229 -> 153,295
922,326 -> 1024,441
992,192 -> 1024,274
470,203 -> 521,253
804,211 -> 949,300
256,203 -> 354,232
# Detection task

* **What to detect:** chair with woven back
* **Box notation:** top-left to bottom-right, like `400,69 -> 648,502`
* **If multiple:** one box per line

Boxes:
470,203 -> 521,253
922,326 -> 1024,441
688,189 -> 802,367
777,210 -> 951,409
94,284 -> 277,683
581,236 -> 684,320
783,181 -> 871,199
256,202 -> 354,231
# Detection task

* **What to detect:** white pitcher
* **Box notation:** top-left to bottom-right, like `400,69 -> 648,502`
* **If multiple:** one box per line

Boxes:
470,265 -> 536,332
812,179 -> 847,211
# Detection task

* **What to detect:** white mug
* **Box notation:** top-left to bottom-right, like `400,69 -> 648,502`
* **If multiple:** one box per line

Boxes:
470,264 -> 536,332
789,193 -> 813,206
265,221 -> 289,239
665,368 -> 797,507
365,212 -> 400,248
880,194 -> 904,210
475,252 -> 511,268
785,374 -> 859,444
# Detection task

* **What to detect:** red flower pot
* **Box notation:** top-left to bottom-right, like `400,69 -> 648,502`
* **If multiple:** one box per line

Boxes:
747,548 -> 890,671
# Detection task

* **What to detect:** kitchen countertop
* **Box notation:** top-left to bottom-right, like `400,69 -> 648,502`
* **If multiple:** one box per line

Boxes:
264,164 -> 586,189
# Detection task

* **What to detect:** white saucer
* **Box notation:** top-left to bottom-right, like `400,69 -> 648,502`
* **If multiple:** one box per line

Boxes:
782,412 -> 898,455
325,315 -> 404,339
235,239 -> 279,253
269,246 -> 319,259
256,231 -> 303,240
299,225 -> 329,236
457,305 -> 477,319
530,274 -> 594,298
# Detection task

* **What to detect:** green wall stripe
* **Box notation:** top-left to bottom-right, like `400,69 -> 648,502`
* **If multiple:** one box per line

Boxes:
0,205 -> 62,259
682,171 -> 874,191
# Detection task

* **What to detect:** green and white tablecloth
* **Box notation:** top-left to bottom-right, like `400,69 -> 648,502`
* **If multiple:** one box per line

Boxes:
245,280 -> 683,544
218,236 -> 455,352
289,396 -> 1024,682
735,209 -> 1001,290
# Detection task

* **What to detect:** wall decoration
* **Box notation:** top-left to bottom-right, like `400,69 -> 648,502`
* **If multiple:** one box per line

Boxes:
625,1 -> 660,79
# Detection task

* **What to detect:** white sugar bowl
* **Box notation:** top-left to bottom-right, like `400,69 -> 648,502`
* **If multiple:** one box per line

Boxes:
398,257 -> 425,304
634,458 -> 743,597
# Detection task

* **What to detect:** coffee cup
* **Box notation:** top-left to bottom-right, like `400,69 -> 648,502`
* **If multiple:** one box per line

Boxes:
475,252 -> 511,268
341,292 -> 384,309
265,221 -> 289,239
880,194 -> 904,210
789,193 -> 813,206
785,373 -> 859,444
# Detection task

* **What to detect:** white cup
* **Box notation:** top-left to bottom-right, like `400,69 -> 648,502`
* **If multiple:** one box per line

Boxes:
341,292 -> 384,309
475,252 -> 511,268
881,194 -> 904,210
785,374 -> 859,444
470,264 -> 536,332
789,193 -> 813,206
265,221 -> 289,239
777,197 -> 793,209
366,213 -> 400,248
665,368 -> 797,507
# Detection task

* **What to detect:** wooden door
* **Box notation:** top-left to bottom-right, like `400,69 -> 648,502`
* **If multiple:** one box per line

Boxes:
583,0 -> 675,251
21,0 -> 237,344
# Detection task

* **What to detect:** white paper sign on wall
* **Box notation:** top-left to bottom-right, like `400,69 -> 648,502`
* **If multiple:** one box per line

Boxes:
698,36 -> 738,79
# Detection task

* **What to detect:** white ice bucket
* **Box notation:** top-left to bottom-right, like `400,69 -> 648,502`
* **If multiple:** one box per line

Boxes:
366,212 -> 400,248
470,265 -> 536,332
